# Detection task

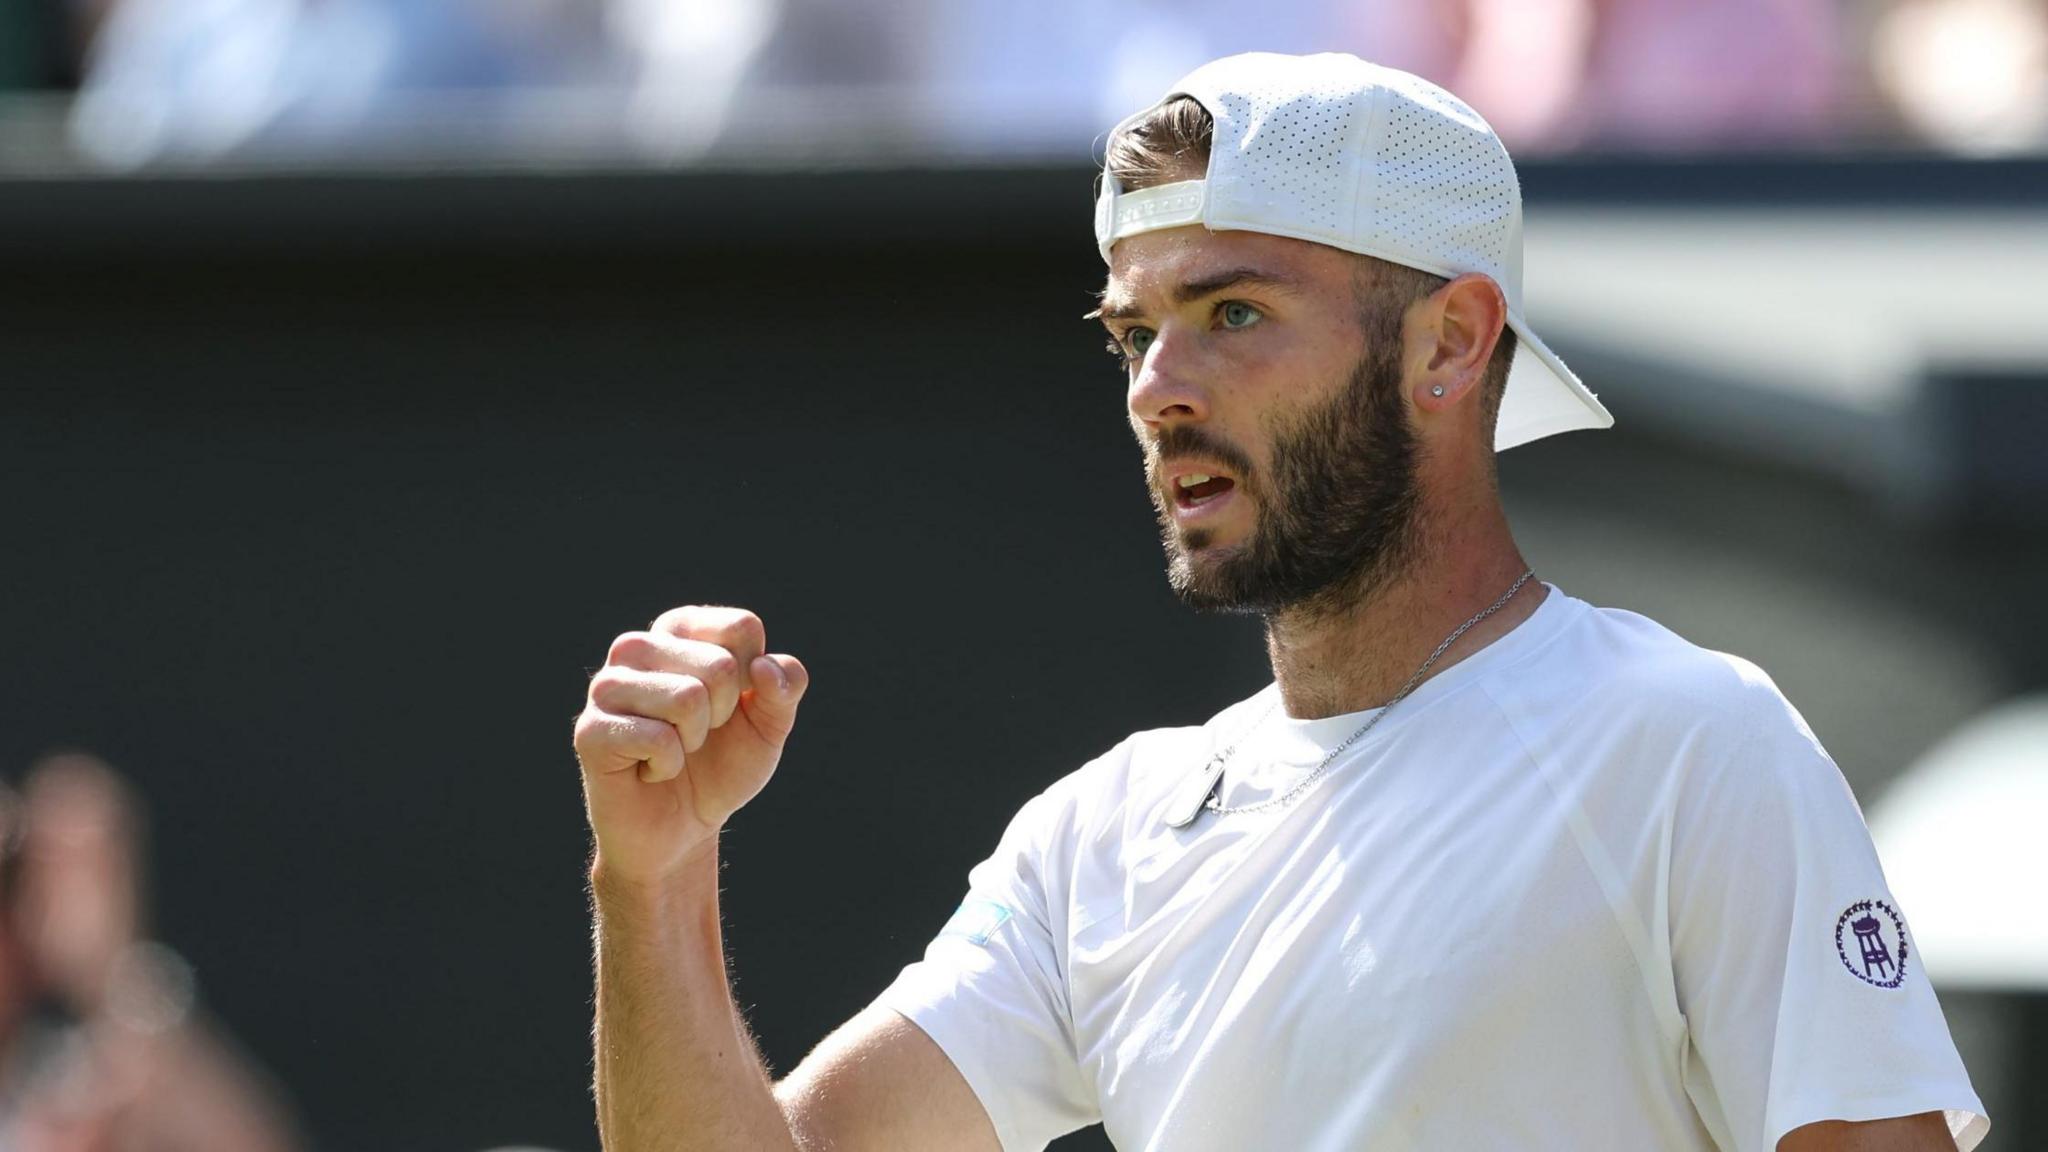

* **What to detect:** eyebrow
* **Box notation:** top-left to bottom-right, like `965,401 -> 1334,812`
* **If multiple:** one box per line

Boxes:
1088,267 -> 1299,324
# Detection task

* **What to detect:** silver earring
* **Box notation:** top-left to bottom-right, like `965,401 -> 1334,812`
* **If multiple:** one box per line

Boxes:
1430,385 -> 1445,397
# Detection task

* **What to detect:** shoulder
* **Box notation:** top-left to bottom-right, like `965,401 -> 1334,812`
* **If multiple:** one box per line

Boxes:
1485,596 -> 1838,819
1497,597 -> 1865,883
1530,599 -> 1814,745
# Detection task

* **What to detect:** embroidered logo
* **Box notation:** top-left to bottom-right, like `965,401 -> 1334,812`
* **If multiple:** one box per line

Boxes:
939,898 -> 1012,946
1834,899 -> 1909,988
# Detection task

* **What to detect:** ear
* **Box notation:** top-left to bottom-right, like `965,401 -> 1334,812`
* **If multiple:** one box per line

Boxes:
1412,273 -> 1508,413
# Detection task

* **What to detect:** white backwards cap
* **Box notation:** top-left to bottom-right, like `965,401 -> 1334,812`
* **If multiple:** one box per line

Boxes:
1095,52 -> 1613,451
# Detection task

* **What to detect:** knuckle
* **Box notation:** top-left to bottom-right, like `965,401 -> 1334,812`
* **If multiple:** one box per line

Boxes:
676,718 -> 705,752
607,631 -> 656,667
722,611 -> 766,651
588,668 -> 634,705
645,719 -> 680,750
702,650 -> 740,684
647,605 -> 764,655
650,606 -> 694,634
673,675 -> 709,710
573,709 -> 629,757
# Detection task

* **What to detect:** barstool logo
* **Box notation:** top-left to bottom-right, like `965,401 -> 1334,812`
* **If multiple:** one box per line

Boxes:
1834,899 -> 1909,989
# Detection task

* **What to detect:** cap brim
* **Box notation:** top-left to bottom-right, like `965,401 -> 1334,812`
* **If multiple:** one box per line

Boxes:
1496,314 -> 1613,451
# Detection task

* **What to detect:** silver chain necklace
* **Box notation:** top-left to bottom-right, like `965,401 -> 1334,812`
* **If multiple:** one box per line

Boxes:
1164,570 -> 1536,829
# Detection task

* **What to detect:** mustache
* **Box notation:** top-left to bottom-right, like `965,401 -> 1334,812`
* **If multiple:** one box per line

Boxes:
1146,425 -> 1256,482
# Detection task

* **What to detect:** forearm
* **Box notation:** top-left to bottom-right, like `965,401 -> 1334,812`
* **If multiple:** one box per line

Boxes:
591,846 -> 798,1152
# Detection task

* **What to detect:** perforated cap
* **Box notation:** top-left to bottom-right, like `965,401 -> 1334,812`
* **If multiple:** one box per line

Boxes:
1095,52 -> 1612,451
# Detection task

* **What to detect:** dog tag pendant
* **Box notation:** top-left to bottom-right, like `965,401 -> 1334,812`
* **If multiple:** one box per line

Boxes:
1165,753 -> 1228,829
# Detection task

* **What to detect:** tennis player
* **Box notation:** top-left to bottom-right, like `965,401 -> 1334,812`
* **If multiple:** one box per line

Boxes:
572,53 -> 1987,1152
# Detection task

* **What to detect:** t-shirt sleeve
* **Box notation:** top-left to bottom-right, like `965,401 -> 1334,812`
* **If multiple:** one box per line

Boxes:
1667,672 -> 1989,1152
875,781 -> 1099,1152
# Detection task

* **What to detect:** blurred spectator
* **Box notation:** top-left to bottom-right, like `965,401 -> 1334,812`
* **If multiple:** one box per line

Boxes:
1862,0 -> 2048,153
1338,0 -> 1839,151
1576,0 -> 1838,148
69,0 -> 614,164
606,0 -> 781,159
747,0 -> 908,91
905,0 -> 1351,156
66,0 -> 787,165
41,0 -> 2048,164
0,752 -> 300,1152
897,0 -> 1841,157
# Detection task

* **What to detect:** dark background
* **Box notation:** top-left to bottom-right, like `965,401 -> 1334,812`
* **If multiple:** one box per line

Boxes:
3,163 -> 2043,1151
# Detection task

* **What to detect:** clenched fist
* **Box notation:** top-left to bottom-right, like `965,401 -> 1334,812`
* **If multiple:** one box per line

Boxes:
574,606 -> 809,882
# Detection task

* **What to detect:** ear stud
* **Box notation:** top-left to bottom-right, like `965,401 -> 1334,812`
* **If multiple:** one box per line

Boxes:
1430,385 -> 1445,397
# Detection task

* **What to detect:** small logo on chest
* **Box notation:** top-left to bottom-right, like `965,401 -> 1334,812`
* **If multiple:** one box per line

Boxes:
1834,899 -> 1909,988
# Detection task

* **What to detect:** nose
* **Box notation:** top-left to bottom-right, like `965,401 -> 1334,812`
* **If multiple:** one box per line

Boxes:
1126,327 -> 1211,431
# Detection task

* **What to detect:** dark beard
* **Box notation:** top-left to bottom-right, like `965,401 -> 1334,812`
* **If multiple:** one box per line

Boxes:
1147,339 -> 1424,619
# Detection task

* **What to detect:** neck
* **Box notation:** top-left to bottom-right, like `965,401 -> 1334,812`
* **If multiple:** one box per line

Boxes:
1263,492 -> 1542,719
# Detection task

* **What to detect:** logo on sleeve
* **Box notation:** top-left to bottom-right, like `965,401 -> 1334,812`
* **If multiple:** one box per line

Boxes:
1835,899 -> 1910,988
940,898 -> 1013,946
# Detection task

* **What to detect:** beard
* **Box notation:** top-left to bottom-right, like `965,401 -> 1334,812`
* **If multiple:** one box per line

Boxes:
1146,337 -> 1426,619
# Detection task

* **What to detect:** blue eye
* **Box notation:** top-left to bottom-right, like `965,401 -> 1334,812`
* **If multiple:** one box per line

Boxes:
1221,302 -> 1261,329
1126,328 -> 1156,358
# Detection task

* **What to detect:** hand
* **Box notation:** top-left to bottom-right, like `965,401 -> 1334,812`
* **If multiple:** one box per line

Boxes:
16,753 -> 141,1014
574,607 -> 809,884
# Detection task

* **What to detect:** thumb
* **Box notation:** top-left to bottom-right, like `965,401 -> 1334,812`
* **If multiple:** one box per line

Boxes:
740,653 -> 809,746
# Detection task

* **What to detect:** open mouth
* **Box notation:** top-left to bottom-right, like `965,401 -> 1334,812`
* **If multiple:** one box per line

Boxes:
1172,472 -> 1238,509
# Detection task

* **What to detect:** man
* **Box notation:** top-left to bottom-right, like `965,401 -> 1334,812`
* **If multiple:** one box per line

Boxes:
1,753 -> 303,1152
572,53 -> 1987,1152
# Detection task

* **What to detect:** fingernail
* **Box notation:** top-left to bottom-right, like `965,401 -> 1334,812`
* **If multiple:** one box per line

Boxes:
761,656 -> 789,692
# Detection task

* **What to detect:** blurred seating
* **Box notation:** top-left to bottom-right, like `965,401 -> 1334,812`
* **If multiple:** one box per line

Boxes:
37,0 -> 2048,166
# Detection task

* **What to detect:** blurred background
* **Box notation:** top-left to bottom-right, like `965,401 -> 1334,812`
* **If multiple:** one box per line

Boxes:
1,1 -> 2045,1149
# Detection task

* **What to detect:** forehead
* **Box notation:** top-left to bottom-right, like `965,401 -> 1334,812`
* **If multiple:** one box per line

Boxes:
1101,225 -> 1358,311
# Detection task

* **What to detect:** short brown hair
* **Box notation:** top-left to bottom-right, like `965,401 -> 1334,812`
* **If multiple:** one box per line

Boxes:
1104,96 -> 1518,439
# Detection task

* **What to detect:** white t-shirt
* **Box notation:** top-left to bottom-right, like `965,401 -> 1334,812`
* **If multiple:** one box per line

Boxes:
878,586 -> 1988,1152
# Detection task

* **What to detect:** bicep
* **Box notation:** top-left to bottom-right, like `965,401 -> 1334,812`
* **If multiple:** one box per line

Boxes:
776,1004 -> 1003,1152
1779,1110 -> 1956,1151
